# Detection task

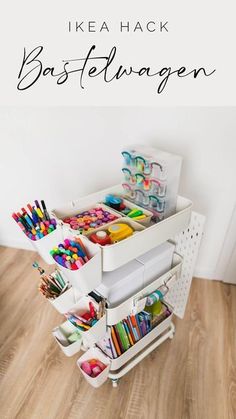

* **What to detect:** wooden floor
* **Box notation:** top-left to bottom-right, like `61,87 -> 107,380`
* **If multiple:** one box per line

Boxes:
0,246 -> 235,419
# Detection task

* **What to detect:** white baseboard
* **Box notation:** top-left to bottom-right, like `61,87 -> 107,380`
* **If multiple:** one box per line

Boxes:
0,238 -> 34,251
193,267 -> 217,280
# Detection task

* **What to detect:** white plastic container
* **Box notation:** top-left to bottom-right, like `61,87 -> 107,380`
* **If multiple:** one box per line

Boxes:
49,287 -> 78,314
52,184 -> 192,271
106,253 -> 182,326
103,198 -> 153,227
136,242 -> 175,286
96,242 -> 175,307
77,347 -> 111,388
30,227 -> 63,265
52,320 -> 82,357
68,296 -> 106,346
52,203 -> 122,235
53,235 -> 102,295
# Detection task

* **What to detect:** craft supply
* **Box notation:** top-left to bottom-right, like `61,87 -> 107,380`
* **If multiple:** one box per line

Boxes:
67,330 -> 82,344
50,237 -> 90,270
88,223 -> 134,246
89,231 -> 112,245
105,194 -> 148,221
108,223 -> 133,243
12,200 -> 57,241
66,297 -> 106,332
62,206 -> 119,234
97,303 -> 171,359
32,262 -> 69,300
81,359 -> 106,377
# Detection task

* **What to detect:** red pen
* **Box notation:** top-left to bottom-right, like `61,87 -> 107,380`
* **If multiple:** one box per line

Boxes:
89,302 -> 96,319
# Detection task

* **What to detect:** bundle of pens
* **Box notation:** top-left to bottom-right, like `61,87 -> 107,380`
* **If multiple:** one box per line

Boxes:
66,299 -> 106,332
33,262 -> 69,300
50,237 -> 90,270
12,200 -> 57,241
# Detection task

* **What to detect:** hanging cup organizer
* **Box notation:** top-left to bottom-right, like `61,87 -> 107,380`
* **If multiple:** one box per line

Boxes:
28,183 -> 205,387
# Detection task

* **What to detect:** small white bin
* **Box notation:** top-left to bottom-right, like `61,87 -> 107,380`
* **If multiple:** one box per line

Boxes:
77,347 -> 111,388
49,287 -> 78,314
52,320 -> 82,357
30,227 -> 63,265
52,203 -> 122,235
53,236 -> 102,295
68,296 -> 106,347
103,198 -> 153,227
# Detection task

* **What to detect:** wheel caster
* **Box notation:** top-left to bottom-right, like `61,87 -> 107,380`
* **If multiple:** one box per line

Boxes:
111,379 -> 119,388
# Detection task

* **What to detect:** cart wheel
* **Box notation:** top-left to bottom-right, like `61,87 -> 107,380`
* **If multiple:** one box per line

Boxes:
112,379 -> 119,388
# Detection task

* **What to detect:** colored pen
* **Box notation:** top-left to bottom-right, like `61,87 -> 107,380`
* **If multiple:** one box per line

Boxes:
41,200 -> 50,221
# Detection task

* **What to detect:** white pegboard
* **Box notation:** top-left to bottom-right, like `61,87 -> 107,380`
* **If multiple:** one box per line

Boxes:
165,211 -> 205,319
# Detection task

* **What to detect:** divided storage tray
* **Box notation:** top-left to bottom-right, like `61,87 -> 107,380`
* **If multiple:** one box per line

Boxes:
52,184 -> 192,271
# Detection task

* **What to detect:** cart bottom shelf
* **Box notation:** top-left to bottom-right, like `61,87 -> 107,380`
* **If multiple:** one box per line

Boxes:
108,321 -> 175,383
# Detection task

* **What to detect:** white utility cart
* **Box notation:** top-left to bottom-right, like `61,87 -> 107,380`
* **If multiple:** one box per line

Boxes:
32,184 -> 205,388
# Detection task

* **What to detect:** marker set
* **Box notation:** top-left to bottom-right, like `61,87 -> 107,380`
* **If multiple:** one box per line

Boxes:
12,200 -> 57,241
50,238 -> 90,270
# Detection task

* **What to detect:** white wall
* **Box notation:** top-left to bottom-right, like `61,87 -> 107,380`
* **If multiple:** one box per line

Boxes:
0,107 -> 235,279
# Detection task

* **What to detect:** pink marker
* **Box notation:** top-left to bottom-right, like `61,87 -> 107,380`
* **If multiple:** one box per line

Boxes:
75,260 -> 83,269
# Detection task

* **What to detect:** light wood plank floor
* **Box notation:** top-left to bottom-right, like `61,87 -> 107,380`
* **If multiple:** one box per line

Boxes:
0,246 -> 235,419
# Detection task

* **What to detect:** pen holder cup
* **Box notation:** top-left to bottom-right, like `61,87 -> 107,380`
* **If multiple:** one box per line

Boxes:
49,287 -> 78,314
67,296 -> 107,347
77,347 -> 111,388
30,227 -> 63,265
53,236 -> 102,295
52,320 -> 82,357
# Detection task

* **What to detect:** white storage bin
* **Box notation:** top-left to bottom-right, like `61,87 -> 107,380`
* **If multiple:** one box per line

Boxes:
52,320 -> 82,357
136,241 -> 175,286
49,287 -> 78,314
53,236 -> 102,295
96,241 -> 175,307
52,184 -> 192,271
52,202 -> 122,235
103,198 -> 153,227
77,347 -> 111,388
68,296 -> 106,347
31,227 -> 63,265
96,259 -> 144,307
109,309 -> 173,371
106,253 -> 182,326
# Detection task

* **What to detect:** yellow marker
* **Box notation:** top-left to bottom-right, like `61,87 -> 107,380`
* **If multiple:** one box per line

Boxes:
72,254 -> 78,260
132,215 -> 146,220
36,208 -> 44,219
77,323 -> 91,330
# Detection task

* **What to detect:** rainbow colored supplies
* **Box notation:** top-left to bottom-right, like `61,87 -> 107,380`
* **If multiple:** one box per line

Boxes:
105,194 -> 147,221
97,302 -> 171,359
50,237 -> 90,270
12,200 -> 57,241
63,206 -> 118,234
32,261 -> 69,300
